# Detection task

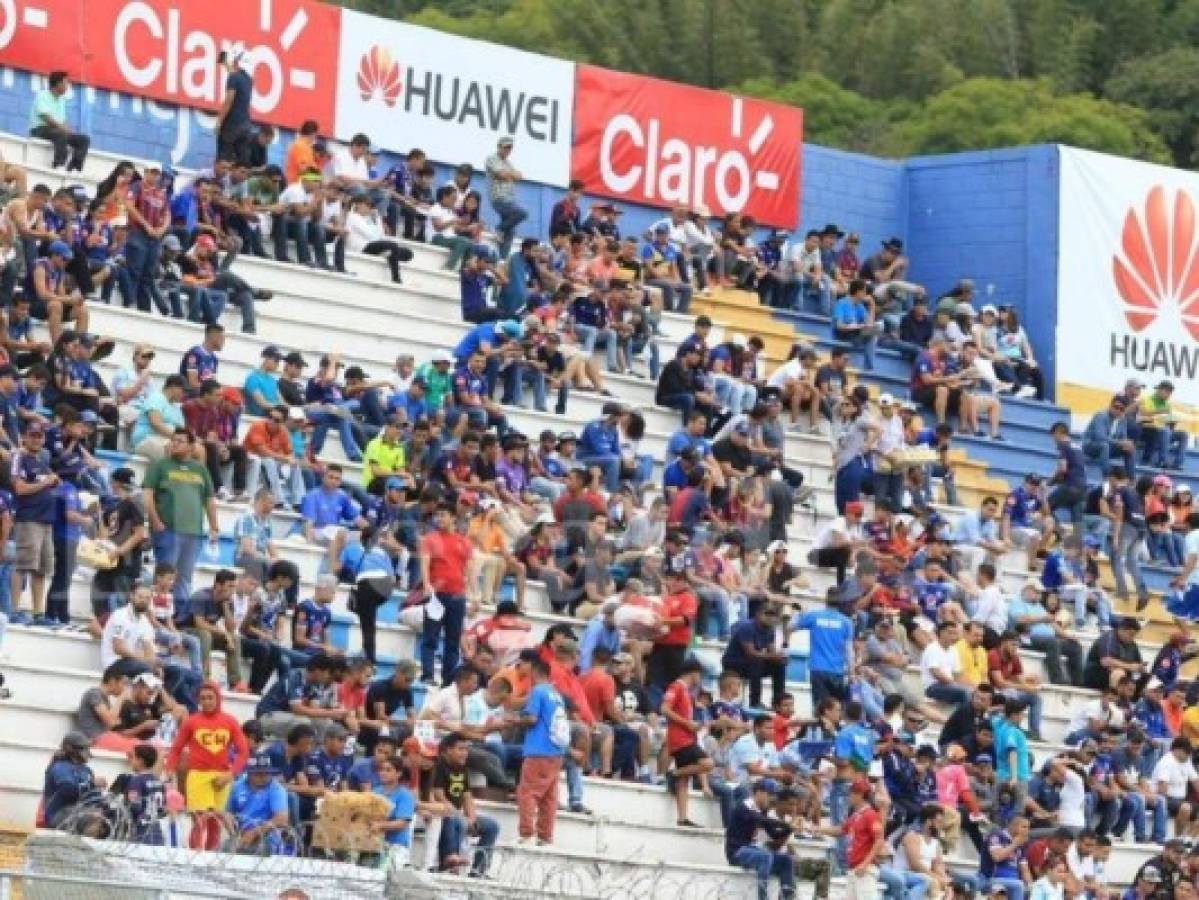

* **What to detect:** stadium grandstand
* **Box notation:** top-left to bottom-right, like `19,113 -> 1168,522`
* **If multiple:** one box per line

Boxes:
3,3 -> 1199,900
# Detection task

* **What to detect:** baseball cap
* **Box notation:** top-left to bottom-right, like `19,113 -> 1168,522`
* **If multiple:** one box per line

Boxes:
261,345 -> 283,359
62,730 -> 91,752
877,393 -> 895,407
1118,616 -> 1142,631
498,135 -> 514,147
432,349 -> 454,364
46,240 -> 71,257
733,421 -> 751,436
245,753 -> 279,775
343,365 -> 367,381
402,735 -> 437,759
767,540 -> 788,554
161,234 -> 182,252
980,304 -> 998,316
133,672 -> 162,690
284,351 -> 308,368
500,320 -> 524,340
845,501 -> 865,516
78,409 -> 99,425
385,476 -> 407,491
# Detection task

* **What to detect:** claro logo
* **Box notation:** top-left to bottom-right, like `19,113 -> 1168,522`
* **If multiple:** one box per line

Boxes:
357,45 -> 401,107
112,0 -> 320,115
1113,185 -> 1199,339
598,97 -> 782,214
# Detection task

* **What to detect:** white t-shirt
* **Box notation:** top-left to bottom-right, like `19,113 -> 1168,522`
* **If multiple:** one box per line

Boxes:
332,149 -> 369,182
1066,698 -> 1113,734
1066,842 -> 1094,879
1186,529 -> 1199,586
812,517 -> 853,551
973,585 -> 1008,634
919,642 -> 960,690
100,605 -> 156,669
428,203 -> 460,239
729,733 -> 778,786
1153,753 -> 1198,798
767,358 -> 805,389
279,183 -> 310,208
1057,770 -> 1087,828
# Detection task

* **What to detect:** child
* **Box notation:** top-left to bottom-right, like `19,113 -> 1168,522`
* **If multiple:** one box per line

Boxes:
771,693 -> 802,751
157,788 -> 193,848
370,756 -> 415,873
150,563 -> 203,676
934,742 -> 985,853
110,742 -> 166,844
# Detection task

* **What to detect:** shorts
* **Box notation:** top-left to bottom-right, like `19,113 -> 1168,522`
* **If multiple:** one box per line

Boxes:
14,521 -> 54,574
185,769 -> 233,812
1167,796 -> 1188,815
912,384 -> 962,413
312,524 -> 344,545
29,295 -> 80,322
671,744 -> 708,769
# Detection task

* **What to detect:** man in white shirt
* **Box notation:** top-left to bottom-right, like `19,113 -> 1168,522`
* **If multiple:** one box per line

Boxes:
274,171 -> 331,269
873,394 -> 907,510
807,500 -> 864,585
785,230 -> 831,315
331,133 -> 385,212
970,562 -> 1009,638
417,664 -> 513,790
766,346 -> 820,431
1064,687 -> 1122,745
101,584 -> 160,675
1050,757 -> 1088,830
920,621 -> 969,706
728,715 -> 791,789
1152,737 -> 1199,835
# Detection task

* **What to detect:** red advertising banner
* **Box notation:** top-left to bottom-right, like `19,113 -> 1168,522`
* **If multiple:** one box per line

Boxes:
0,0 -> 341,131
571,65 -> 802,227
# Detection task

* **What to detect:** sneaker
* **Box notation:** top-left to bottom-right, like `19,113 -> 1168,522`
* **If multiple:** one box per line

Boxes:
1015,386 -> 1037,399
569,802 -> 593,815
9,611 -> 32,626
514,836 -> 536,848
31,615 -> 56,628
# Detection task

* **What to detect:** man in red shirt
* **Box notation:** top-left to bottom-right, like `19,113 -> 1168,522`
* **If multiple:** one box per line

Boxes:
548,639 -> 602,813
823,776 -> 884,900
579,646 -> 624,777
660,657 -> 713,827
419,503 -> 473,686
647,567 -> 699,693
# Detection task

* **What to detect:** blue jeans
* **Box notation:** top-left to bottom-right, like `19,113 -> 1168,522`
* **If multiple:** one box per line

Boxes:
713,375 -> 757,414
926,682 -> 971,706
695,585 -> 731,641
833,326 -> 879,371
659,392 -> 696,428
800,275 -> 832,316
1111,525 -> 1148,604
565,752 -> 584,806
1120,790 -> 1168,842
879,867 -> 929,900
306,409 -> 362,461
732,846 -> 795,900
578,453 -> 621,492
1143,425 -> 1187,469
156,627 -> 203,675
504,364 -> 547,411
708,774 -> 743,828
151,530 -> 202,609
834,456 -> 870,514
492,199 -> 527,256
420,593 -> 465,685
629,334 -> 660,378
440,813 -> 498,874
183,285 -> 227,324
573,323 -> 618,370
124,230 -> 167,314
1083,440 -> 1136,478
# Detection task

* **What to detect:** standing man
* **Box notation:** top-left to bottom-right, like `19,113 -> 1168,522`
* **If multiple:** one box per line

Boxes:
214,51 -> 255,165
661,657 -> 714,827
11,422 -> 58,626
419,503 -> 473,686
29,71 -> 90,171
143,428 -> 220,609
485,137 -> 527,257
165,681 -> 249,812
515,657 -> 565,846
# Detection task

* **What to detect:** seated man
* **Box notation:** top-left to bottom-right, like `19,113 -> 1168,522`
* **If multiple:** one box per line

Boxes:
29,71 -> 90,172
179,569 -> 248,693
274,168 -> 330,269
225,753 -> 292,854
831,279 -> 882,372
1082,395 -> 1136,477
300,465 -> 366,574
1140,380 -> 1188,471
242,408 -> 306,509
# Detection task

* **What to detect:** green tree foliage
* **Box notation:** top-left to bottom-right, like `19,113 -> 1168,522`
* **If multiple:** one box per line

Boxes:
328,0 -> 1199,167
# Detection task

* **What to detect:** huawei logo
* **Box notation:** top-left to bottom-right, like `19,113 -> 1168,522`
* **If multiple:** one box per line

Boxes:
357,45 -> 401,107
1113,185 -> 1199,338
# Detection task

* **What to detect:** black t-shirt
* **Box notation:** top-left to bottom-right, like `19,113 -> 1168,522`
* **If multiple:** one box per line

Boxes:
814,364 -> 848,396
278,377 -> 305,408
711,437 -> 752,474
118,695 -> 165,732
364,679 -> 414,719
613,678 -> 650,717
766,562 -> 797,594
432,759 -> 469,810
94,497 -> 145,590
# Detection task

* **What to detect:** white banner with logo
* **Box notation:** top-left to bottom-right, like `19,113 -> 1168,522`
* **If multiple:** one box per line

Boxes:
1058,146 -> 1199,411
335,10 -> 574,187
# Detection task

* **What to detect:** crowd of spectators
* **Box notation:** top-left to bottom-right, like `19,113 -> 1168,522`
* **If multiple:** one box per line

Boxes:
6,76 -> 1199,900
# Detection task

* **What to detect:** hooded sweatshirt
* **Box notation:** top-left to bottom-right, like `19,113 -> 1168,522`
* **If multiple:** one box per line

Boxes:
166,681 -> 249,774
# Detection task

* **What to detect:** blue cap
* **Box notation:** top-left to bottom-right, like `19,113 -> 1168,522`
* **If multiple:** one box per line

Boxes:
500,320 -> 524,340
46,240 -> 72,257
974,753 -> 994,765
385,476 -> 407,490
246,753 -> 278,774
78,410 -> 99,425
1083,534 -> 1101,549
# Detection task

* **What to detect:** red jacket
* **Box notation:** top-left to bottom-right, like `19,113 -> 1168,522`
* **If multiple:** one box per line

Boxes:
166,681 -> 249,774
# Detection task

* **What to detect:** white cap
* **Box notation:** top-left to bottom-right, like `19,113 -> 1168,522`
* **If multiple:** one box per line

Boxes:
767,540 -> 788,554
479,497 -> 502,511
1146,677 -> 1164,692
133,672 -> 162,690
535,510 -> 556,525
432,349 -> 455,364
980,304 -> 998,316
877,393 -> 895,407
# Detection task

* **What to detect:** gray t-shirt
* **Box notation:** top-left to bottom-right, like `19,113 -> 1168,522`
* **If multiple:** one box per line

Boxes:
834,417 -> 872,471
76,687 -> 114,739
864,634 -> 907,683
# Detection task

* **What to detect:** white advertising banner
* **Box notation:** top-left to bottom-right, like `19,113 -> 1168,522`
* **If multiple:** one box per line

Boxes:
1058,147 -> 1199,411
335,10 -> 575,187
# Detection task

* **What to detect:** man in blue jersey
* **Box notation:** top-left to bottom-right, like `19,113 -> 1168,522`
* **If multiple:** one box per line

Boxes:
790,594 -> 854,705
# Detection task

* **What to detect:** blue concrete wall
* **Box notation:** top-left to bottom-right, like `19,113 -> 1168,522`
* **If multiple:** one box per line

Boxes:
0,66 -> 1060,394
903,145 -> 1060,390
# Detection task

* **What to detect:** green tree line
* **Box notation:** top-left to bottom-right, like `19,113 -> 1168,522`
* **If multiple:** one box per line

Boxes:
334,0 -> 1199,166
